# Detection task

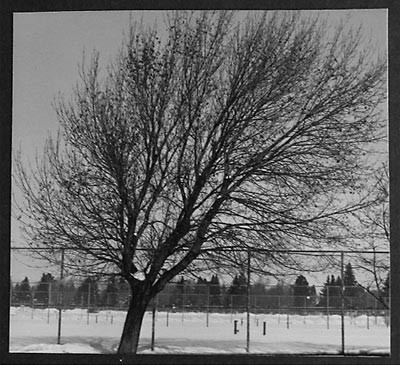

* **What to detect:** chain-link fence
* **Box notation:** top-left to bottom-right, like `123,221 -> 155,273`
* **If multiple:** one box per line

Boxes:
10,282 -> 390,321
10,247 -> 390,354
9,282 -> 389,309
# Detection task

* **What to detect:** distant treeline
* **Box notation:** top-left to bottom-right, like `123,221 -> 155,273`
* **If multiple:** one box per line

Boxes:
11,263 -> 389,311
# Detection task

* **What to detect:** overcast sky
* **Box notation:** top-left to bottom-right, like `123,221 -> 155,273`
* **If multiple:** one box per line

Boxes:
11,9 -> 388,283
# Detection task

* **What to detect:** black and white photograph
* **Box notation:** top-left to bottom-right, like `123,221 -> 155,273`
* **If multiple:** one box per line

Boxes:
5,5 -> 396,362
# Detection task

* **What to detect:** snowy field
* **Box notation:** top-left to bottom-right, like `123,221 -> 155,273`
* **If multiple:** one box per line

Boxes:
9,306 -> 390,355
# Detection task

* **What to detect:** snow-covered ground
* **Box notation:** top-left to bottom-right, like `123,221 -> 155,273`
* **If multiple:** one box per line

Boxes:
9,306 -> 390,354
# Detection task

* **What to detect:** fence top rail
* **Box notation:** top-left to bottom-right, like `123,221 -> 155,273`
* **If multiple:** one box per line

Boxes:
10,246 -> 390,254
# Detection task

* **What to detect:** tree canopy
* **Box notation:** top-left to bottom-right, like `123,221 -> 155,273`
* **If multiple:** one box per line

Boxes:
14,11 -> 387,353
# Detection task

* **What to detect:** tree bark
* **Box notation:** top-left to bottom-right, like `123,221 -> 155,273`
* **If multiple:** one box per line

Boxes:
117,291 -> 151,354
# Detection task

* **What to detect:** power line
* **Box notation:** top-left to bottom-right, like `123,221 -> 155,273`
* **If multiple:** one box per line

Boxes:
10,246 -> 389,254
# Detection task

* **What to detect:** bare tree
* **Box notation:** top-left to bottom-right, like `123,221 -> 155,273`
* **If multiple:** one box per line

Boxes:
13,11 -> 387,353
347,163 -> 390,309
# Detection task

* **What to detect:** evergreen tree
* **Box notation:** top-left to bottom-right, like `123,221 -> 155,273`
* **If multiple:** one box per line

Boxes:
34,273 -> 55,305
275,280 -> 293,309
50,277 -> 76,308
319,275 -> 341,308
227,274 -> 247,295
104,276 -> 119,307
171,276 -> 186,308
75,277 -> 100,309
382,272 -> 389,297
309,285 -> 318,306
293,275 -> 310,310
343,262 -> 363,308
220,284 -> 228,309
226,275 -> 239,308
189,277 -> 207,307
61,278 -> 77,308
328,276 -> 342,308
16,277 -> 31,305
323,275 -> 336,308
381,272 -> 390,306
319,274 -> 357,309
227,275 -> 238,296
251,279 -> 268,308
262,281 -> 289,310
343,263 -> 357,288
227,273 -> 247,308
330,276 -> 342,308
318,276 -> 331,307
11,283 -> 20,305
251,280 -> 267,295
116,277 -> 130,308
209,275 -> 221,307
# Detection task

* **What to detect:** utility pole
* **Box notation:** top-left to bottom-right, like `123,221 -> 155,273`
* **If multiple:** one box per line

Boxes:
57,248 -> 64,345
87,283 -> 91,325
246,248 -> 251,353
341,251 -> 345,355
151,296 -> 156,351
327,285 -> 330,329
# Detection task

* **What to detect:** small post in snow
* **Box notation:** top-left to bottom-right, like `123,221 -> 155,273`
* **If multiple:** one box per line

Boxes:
57,248 -> 64,345
166,309 -> 169,327
246,248 -> 251,353
47,282 -> 51,324
234,319 -> 239,334
341,251 -> 345,354
87,282 -> 91,325
206,285 -> 210,328
327,286 -> 330,329
151,296 -> 156,351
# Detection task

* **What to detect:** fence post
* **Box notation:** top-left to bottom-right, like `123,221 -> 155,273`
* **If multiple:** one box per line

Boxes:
57,248 -> 64,345
31,291 -> 34,319
87,283 -> 91,325
234,319 -> 239,334
327,286 -> 330,329
47,282 -> 51,324
181,284 -> 185,323
254,294 -> 258,327
166,309 -> 169,327
230,295 -> 233,322
246,248 -> 251,353
340,251 -> 345,355
278,296 -> 281,324
151,296 -> 156,351
206,285 -> 210,327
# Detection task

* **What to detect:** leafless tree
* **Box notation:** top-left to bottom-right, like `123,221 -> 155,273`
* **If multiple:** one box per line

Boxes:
347,163 -> 390,309
13,11 -> 387,353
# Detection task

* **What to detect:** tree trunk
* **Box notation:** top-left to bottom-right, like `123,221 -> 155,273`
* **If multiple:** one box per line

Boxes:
117,292 -> 151,354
